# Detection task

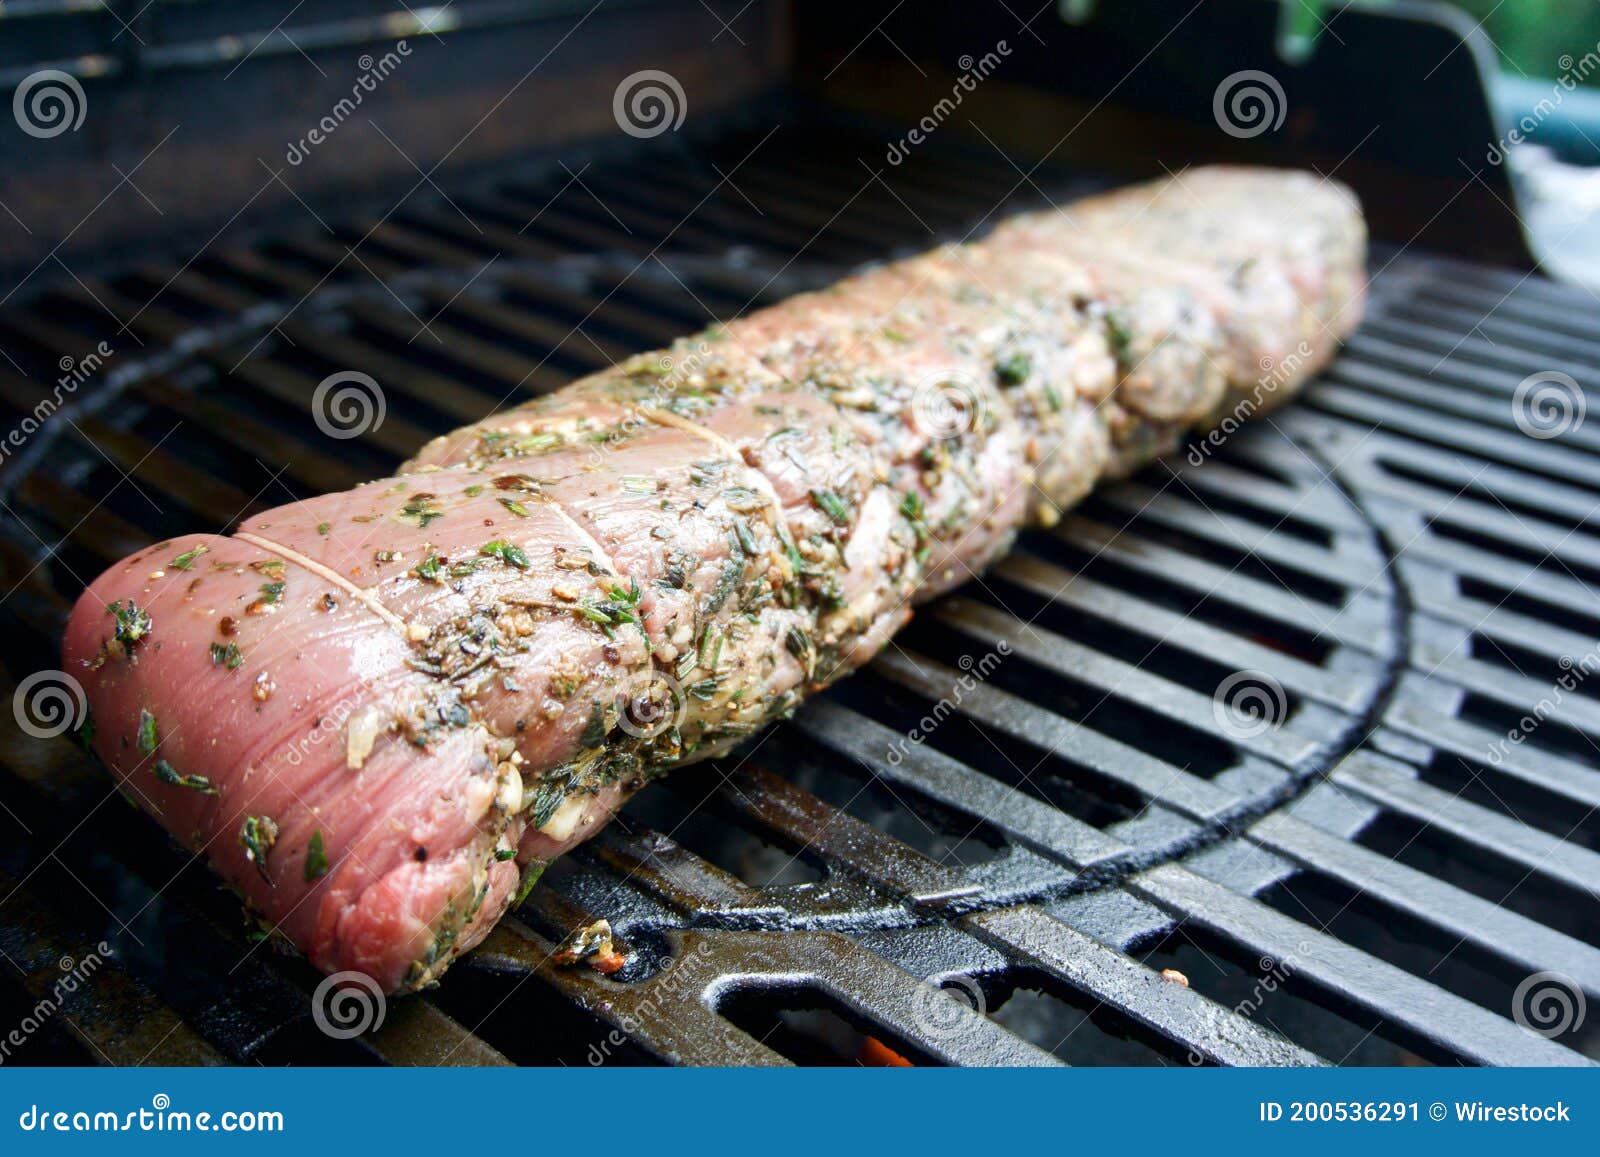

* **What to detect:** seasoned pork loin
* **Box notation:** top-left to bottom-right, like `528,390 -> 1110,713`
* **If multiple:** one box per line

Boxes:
64,168 -> 1365,992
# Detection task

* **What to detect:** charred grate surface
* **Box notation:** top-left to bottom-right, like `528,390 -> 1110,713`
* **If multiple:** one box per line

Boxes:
0,121 -> 1595,1066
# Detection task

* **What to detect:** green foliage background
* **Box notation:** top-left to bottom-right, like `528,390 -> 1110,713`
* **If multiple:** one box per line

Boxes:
1447,0 -> 1599,79
1295,1 -> 1600,83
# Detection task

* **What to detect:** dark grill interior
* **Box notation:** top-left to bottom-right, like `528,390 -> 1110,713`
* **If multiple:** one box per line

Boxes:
2,110 -> 1598,1067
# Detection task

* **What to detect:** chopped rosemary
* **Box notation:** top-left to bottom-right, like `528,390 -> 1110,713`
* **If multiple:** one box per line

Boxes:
514,860 -> 547,906
705,556 -> 742,614
239,815 -> 279,879
1105,310 -> 1133,357
413,554 -> 445,582
810,488 -> 852,525
995,351 -> 1031,386
579,580 -> 643,638
698,624 -> 723,672
108,600 -> 152,647
723,487 -> 766,513
303,830 -> 330,881
497,497 -> 531,518
209,642 -> 243,669
514,432 -> 563,454
155,760 -> 217,795
170,545 -> 208,570
579,701 -> 607,748
480,540 -> 530,569
398,495 -> 444,528
137,709 -> 159,755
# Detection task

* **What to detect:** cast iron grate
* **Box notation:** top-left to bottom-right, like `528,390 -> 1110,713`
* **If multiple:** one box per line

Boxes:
0,120 -> 1596,1066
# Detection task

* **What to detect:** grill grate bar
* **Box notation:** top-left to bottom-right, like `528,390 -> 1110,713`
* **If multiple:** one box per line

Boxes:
1380,297 -> 1600,367
0,862 -> 226,1067
1247,807 -> 1600,992
1332,752 -> 1600,909
931,599 -> 1327,770
1403,560 -> 1600,658
1350,435 -> 1600,536
794,699 -> 1134,874
708,764 -> 983,910
1089,484 -> 1386,590
2,123 -> 1598,1066
990,553 -> 1376,713
1399,279 -> 1600,348
1359,314 -> 1600,388
1386,680 -> 1600,809
1310,372 -> 1600,478
1046,515 -> 1393,653
870,646 -> 1243,823
1132,865 -> 1592,1067
963,906 -> 1326,1067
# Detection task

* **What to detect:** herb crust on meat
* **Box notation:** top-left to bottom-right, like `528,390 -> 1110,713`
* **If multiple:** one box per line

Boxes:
64,168 -> 1366,991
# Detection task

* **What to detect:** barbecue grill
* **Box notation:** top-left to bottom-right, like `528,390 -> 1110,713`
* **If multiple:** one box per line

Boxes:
1,0 -> 1597,1067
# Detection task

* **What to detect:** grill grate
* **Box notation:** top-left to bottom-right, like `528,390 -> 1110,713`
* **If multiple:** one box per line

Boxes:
1,117 -> 1597,1066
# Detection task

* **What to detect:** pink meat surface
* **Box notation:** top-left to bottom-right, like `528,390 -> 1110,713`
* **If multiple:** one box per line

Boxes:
63,168 -> 1366,992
